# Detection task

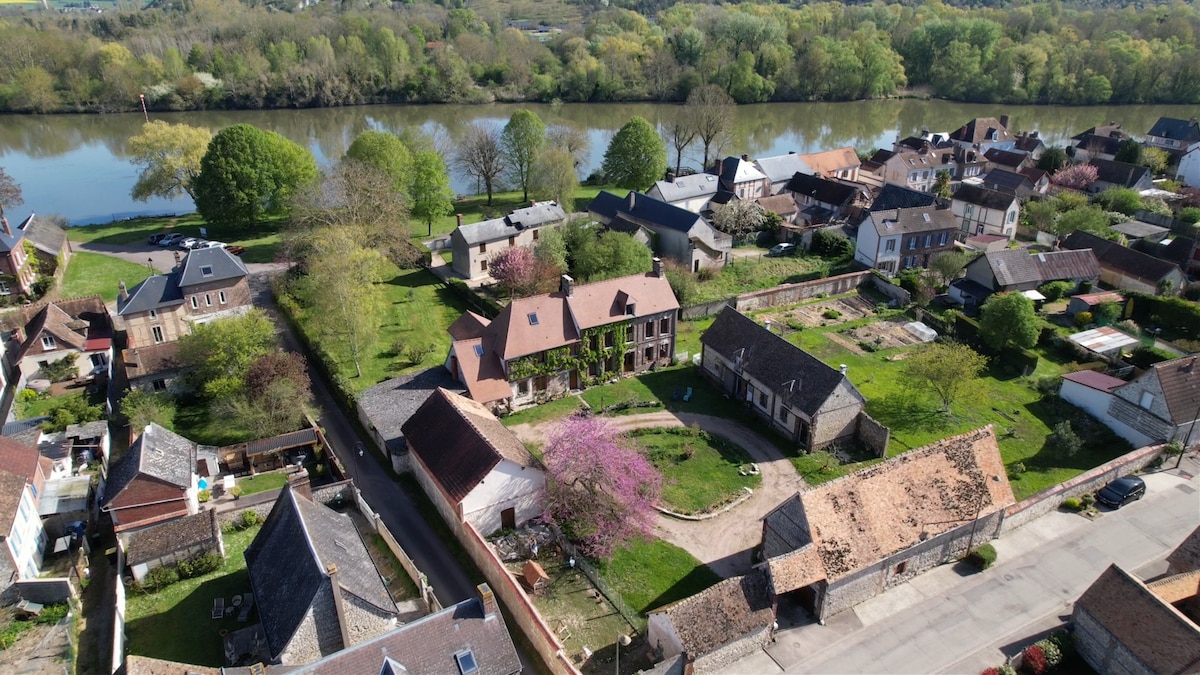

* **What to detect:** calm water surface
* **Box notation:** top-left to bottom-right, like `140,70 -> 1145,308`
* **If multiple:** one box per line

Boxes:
0,100 -> 1193,224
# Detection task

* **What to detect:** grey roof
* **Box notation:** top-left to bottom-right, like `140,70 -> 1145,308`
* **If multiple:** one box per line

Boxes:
2,417 -> 48,448
651,173 -> 720,203
869,206 -> 957,237
588,191 -> 703,234
1073,133 -> 1122,156
456,201 -> 566,246
953,184 -> 1016,210
784,173 -> 857,206
1112,220 -> 1169,239
0,213 -> 31,253
650,567 -> 773,658
870,184 -> 938,212
1063,230 -> 1180,285
700,307 -> 864,417
178,247 -> 248,288
754,153 -> 813,184
982,169 -> 1033,195
102,423 -> 197,507
357,368 -> 460,454
1088,159 -> 1150,188
977,248 -> 1100,288
117,272 -> 184,316
23,215 -> 67,257
1148,117 -> 1200,143
124,510 -> 219,566
983,148 -> 1026,167
245,485 -> 398,661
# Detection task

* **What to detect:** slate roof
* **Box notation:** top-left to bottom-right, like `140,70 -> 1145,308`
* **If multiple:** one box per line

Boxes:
976,248 -> 1100,288
1,418 -> 47,448
952,184 -> 1016,210
23,214 -> 67,257
245,485 -> 399,661
178,247 -> 248,288
949,117 -> 1013,145
117,272 -> 185,316
868,206 -> 957,237
1075,565 -> 1200,674
650,174 -> 720,203
1161,236 -> 1196,265
648,567 -> 773,658
245,428 -> 319,457
1088,158 -> 1150,188
1062,230 -> 1181,285
16,295 -> 112,359
798,147 -> 859,177
357,368 -> 460,454
401,388 -> 535,504
1124,356 -> 1200,427
289,590 -> 521,675
982,169 -> 1033,195
983,148 -> 1026,167
1073,134 -> 1122,156
753,153 -> 813,184
124,510 -> 219,566
102,423 -> 196,508
588,191 -> 702,234
0,212 -> 31,253
869,184 -> 938,212
123,343 -> 181,382
700,307 -> 863,417
456,202 -> 566,246
718,156 -> 767,186
1072,123 -> 1127,141
784,173 -> 857,206
1147,117 -> 1200,144
1111,220 -> 1169,240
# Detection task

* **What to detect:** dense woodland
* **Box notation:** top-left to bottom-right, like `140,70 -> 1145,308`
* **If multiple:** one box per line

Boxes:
1,0 -> 1199,114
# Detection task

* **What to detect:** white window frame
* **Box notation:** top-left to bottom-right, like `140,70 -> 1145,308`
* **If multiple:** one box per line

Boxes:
152,326 -> 164,344
190,296 -> 199,309
219,291 -> 227,304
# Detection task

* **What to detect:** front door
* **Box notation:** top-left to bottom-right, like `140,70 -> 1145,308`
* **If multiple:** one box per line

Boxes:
501,507 -> 516,530
570,369 -> 579,390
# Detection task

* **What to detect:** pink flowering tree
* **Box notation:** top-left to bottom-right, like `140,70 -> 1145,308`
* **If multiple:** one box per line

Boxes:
1050,163 -> 1099,190
542,415 -> 662,560
488,246 -> 538,297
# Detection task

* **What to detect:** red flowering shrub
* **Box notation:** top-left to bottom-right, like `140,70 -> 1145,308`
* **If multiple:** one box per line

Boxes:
1021,644 -> 1048,675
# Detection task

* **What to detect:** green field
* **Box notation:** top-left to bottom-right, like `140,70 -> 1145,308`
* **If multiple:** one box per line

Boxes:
631,428 -> 760,514
61,251 -> 154,302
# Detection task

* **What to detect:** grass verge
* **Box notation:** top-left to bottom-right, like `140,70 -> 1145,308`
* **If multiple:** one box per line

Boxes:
592,538 -> 720,628
61,252 -> 154,302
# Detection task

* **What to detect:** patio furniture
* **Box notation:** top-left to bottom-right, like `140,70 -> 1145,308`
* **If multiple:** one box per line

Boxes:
231,594 -> 244,607
237,595 -> 255,623
211,597 -> 224,620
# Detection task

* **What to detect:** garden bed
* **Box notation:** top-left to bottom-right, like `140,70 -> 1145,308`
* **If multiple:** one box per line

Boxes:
629,427 -> 760,515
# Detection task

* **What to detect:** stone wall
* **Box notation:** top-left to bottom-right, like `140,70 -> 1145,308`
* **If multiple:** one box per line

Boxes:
692,626 -> 773,674
809,397 -> 863,450
857,412 -> 890,458
735,271 -> 874,313
1000,444 -> 1164,534
863,273 -> 911,306
1072,605 -> 1157,675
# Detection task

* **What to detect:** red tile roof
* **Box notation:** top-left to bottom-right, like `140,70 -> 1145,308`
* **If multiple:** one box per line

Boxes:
1062,370 -> 1126,393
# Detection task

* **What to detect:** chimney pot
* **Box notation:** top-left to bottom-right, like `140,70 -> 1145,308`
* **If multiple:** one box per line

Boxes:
999,114 -> 1010,129
456,213 -> 463,228
478,583 -> 498,619
560,274 -> 574,297
286,466 -> 312,500
741,154 -> 749,161
118,280 -> 128,302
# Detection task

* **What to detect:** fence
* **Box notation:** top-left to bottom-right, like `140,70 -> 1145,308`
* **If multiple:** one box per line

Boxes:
1133,209 -> 1195,236
350,486 -> 441,613
553,532 -> 643,633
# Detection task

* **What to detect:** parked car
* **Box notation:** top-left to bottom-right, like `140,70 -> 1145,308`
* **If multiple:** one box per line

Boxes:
147,233 -> 168,245
225,245 -> 246,256
197,241 -> 227,249
178,237 -> 201,250
158,233 -> 185,247
768,243 -> 796,257
1096,475 -> 1146,509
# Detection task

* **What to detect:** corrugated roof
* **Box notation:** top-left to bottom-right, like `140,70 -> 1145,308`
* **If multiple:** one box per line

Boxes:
1068,326 -> 1141,355
1061,369 -> 1127,393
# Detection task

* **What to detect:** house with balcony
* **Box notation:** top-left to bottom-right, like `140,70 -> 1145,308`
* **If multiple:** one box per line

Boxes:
950,184 -> 1020,240
0,295 -> 113,387
589,191 -> 731,272
854,206 -> 957,274
445,266 -> 679,411
449,201 -> 567,281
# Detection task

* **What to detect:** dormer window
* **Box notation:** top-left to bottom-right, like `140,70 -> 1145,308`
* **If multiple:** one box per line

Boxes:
41,335 -> 56,350
625,303 -> 636,316
201,265 -> 214,277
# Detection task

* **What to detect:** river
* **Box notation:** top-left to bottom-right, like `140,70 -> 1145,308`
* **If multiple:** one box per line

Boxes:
1,100 -> 1193,224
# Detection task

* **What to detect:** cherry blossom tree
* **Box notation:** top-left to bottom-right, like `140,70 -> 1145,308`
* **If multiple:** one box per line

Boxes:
1050,163 -> 1099,190
542,415 -> 662,560
488,246 -> 538,297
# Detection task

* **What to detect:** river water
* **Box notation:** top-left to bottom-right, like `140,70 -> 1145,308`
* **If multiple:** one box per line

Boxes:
0,100 -> 1192,224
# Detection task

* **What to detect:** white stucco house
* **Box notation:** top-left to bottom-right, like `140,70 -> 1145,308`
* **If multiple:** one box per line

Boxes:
1059,370 -> 1154,448
402,388 -> 544,536
0,436 -> 50,589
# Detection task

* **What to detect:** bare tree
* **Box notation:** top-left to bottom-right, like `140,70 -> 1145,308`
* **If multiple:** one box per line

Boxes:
686,85 -> 735,172
454,122 -> 505,206
0,168 -> 24,232
546,123 -> 590,174
662,110 -> 697,176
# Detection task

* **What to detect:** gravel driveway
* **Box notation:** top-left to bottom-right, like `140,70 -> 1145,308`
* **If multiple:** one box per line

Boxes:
510,410 -> 808,579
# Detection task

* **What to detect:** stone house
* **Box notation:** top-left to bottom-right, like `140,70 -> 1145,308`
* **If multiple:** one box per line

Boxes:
1086,158 -> 1154,193
117,247 -> 251,348
100,423 -> 199,533
950,184 -> 1020,240
401,388 -> 544,536
121,509 -> 223,583
589,191 -> 731,272
1088,355 -> 1200,449
797,147 -> 860,182
714,155 -> 769,201
21,215 -> 71,280
699,308 -> 883,451
1145,116 -> 1200,164
854,205 -> 957,274
446,267 -> 679,410
1167,525 -> 1200,576
645,567 -> 774,672
0,214 -> 42,296
1062,230 -> 1185,295
450,201 -> 566,281
354,367 -> 459,462
752,153 -> 814,195
245,484 -> 399,666
123,342 -> 184,394
762,426 -> 1015,623
1,295 -> 113,386
646,173 -> 721,213
948,116 -> 1016,154
0,436 -> 50,592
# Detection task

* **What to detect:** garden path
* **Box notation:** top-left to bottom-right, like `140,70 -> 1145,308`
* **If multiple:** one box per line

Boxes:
510,411 -> 808,579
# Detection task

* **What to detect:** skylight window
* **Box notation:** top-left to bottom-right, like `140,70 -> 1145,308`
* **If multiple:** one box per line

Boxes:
454,650 -> 478,675
922,213 -> 931,222
527,312 -> 539,326
200,265 -> 214,277
473,345 -> 484,357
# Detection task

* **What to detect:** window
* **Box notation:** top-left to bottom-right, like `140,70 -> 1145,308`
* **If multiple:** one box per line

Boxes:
758,390 -> 768,408
885,239 -> 896,253
1007,210 -> 1017,224
589,334 -> 599,351
90,353 -> 108,368
922,170 -> 930,180
909,171 -> 920,182
527,312 -> 539,326
480,259 -> 488,272
200,265 -> 214,277
479,242 -> 486,253
660,317 -> 671,335
923,234 -> 933,248
965,204 -> 974,217
149,309 -> 157,319
938,232 -> 949,246
0,281 -> 10,296
473,344 -> 484,357
219,291 -> 227,304
455,649 -> 479,675
605,332 -> 614,348
659,342 -> 670,359
152,379 -> 167,392
191,296 -> 199,309
895,561 -> 908,575
204,293 -> 212,307
41,335 -> 56,350
518,380 -> 530,396
1140,392 -> 1155,409
152,326 -> 164,344
645,320 -> 655,338
779,408 -> 789,424
508,236 -> 515,246
908,237 -> 918,250
644,346 -> 653,363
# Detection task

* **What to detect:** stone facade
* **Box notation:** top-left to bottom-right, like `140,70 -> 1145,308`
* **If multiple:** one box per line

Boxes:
691,626 -> 772,675
1107,374 -> 1186,444
124,277 -> 252,349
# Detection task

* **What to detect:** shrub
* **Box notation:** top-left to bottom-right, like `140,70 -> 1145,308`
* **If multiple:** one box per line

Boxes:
1038,280 -> 1074,302
16,388 -> 39,403
785,318 -> 804,331
240,510 -> 260,530
41,356 -> 78,383
1034,639 -> 1062,667
177,553 -> 223,579
823,309 -> 842,320
144,565 -> 179,591
1009,462 -> 1026,477
1050,421 -> 1083,457
1179,206 -> 1200,224
1021,644 -> 1048,675
1080,492 -> 1095,508
968,543 -> 997,570
997,666 -> 1017,675
1030,376 -> 1060,398
1073,311 -> 1093,327
405,343 -> 435,366
229,485 -> 242,498
1128,345 -> 1175,368
197,489 -> 211,503
1061,497 -> 1083,511
858,341 -> 878,352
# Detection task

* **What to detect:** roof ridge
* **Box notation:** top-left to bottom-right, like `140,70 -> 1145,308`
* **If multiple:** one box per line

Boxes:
805,425 -> 996,492
437,388 -> 505,464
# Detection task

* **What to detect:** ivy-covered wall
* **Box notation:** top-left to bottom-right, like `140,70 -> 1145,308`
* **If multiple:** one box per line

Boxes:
507,321 -> 630,381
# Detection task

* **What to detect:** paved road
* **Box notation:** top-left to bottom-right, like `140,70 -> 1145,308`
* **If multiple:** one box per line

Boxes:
720,455 -> 1200,674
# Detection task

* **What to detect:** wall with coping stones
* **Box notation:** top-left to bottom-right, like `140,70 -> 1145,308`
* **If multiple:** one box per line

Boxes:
735,271 -> 873,313
692,626 -> 773,674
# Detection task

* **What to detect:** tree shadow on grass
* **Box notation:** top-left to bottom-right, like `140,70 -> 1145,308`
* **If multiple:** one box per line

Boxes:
639,563 -> 724,614
124,572 -> 252,668
866,393 -> 952,435
1021,397 -> 1133,471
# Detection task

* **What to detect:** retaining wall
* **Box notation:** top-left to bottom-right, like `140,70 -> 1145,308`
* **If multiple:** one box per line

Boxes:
735,271 -> 874,313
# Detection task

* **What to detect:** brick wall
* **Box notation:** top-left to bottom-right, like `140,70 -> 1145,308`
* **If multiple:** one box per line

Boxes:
1072,606 -> 1158,675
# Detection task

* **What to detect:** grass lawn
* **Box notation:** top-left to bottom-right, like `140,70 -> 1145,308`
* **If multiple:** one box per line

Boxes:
61,252 -> 153,302
172,396 -> 255,447
236,472 -> 288,496
124,525 -> 261,666
691,255 -> 842,303
500,395 -> 584,427
520,561 -> 635,669
67,213 -> 284,264
579,366 -> 727,418
673,317 -> 714,360
424,185 -> 613,240
592,538 -> 721,626
630,428 -> 760,514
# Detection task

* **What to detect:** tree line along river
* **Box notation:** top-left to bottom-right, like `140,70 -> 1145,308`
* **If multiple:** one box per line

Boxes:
2,99 -> 1192,225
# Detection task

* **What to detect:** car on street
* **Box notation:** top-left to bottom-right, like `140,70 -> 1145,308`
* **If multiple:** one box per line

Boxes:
158,233 -> 185,247
178,237 -> 201,250
1096,475 -> 1146,509
147,233 -> 168,245
768,243 -> 796,257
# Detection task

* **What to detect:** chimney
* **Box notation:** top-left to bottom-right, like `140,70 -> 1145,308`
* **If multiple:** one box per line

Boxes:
326,563 -> 354,649
118,281 -> 128,303
173,250 -> 181,266
478,583 -> 498,620
560,274 -> 574,297
456,213 -> 463,228
741,154 -> 749,162
628,191 -> 636,210
665,171 -> 676,183
652,257 -> 664,278
840,364 -> 848,376
712,159 -> 722,175
999,114 -> 1010,129
286,466 -> 311,500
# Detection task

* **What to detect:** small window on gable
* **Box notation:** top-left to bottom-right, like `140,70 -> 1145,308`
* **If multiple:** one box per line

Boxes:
455,649 -> 479,675
1140,392 -> 1154,409
200,265 -> 214,277
473,344 -> 484,357
527,312 -> 539,326
41,335 -> 56,350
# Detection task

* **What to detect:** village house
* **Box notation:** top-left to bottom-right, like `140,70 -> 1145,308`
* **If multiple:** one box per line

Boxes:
1070,123 -> 1130,162
449,201 -> 567,281
953,248 -> 1100,308
868,184 -> 939,213
117,247 -> 251,348
753,152 -> 814,195
120,509 -> 223,583
756,194 -> 799,227
589,191 -> 732,271
798,147 -> 860,182
979,168 -> 1039,198
0,295 -> 113,387
983,148 -> 1033,173
646,173 -> 721,214
783,172 -> 861,228
1066,291 -> 1125,318
869,145 -> 957,193
762,426 -> 1014,624
714,155 -> 769,201
1086,158 -> 1154,193
950,184 -> 1020,240
699,308 -> 885,452
948,116 -> 1016,154
101,423 -> 199,533
1145,116 -> 1200,165
245,484 -> 399,666
123,342 -> 184,394
1061,230 -> 1185,295
0,436 -> 50,593
0,214 -> 45,296
401,388 -> 544,536
1063,355 -> 1200,449
446,266 -> 679,410
854,205 -> 957,274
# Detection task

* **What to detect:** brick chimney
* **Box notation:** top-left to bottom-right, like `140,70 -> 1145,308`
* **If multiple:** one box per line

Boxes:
286,466 -> 311,500
0,217 -> 9,237
560,274 -> 574,297
478,583 -> 498,620
652,257 -> 664,278
999,114 -> 1010,129
118,281 -> 128,303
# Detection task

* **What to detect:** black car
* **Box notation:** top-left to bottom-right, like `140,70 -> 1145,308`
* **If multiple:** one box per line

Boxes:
147,233 -> 168,245
1096,475 -> 1146,509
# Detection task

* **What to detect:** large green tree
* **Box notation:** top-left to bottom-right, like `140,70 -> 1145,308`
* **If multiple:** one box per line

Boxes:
530,148 -> 578,209
177,309 -> 277,398
501,109 -> 546,202
602,116 -> 667,192
346,130 -> 412,197
301,227 -> 387,378
121,389 -> 177,431
979,292 -> 1040,351
904,342 -> 989,412
193,124 -> 317,228
128,120 -> 212,202
409,150 -> 455,236
572,229 -> 653,282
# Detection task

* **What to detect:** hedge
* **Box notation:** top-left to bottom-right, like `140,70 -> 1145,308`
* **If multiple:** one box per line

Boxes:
1126,291 -> 1200,340
954,314 -> 1040,375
